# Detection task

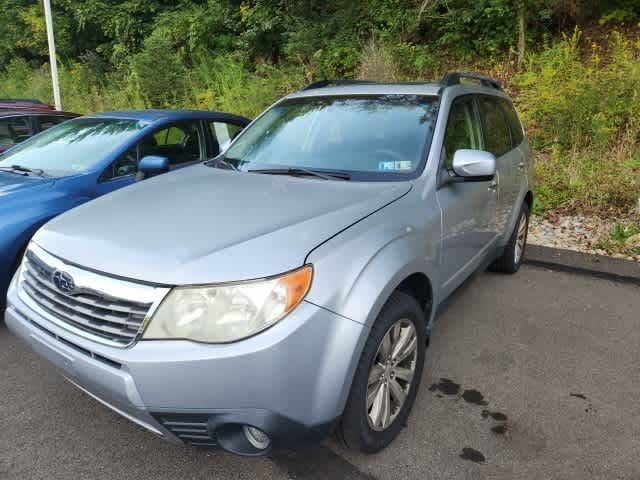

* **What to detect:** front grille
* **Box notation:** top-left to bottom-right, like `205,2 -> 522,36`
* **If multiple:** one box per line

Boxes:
28,317 -> 122,369
18,245 -> 165,347
152,413 -> 217,447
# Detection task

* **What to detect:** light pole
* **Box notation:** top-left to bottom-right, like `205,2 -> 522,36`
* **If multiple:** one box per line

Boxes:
43,0 -> 61,110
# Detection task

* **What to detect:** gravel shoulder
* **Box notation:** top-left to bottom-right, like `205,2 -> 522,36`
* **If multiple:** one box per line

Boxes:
528,214 -> 640,262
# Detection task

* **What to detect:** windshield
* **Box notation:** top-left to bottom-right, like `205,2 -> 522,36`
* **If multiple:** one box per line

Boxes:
224,95 -> 438,181
0,117 -> 147,175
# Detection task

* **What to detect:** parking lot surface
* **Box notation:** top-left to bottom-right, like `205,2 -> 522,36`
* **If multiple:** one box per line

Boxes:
2,265 -> 639,480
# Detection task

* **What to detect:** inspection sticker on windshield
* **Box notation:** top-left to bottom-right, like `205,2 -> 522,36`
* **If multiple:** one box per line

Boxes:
378,161 -> 412,172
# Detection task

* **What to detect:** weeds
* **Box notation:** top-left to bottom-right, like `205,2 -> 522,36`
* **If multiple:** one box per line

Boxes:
594,222 -> 640,254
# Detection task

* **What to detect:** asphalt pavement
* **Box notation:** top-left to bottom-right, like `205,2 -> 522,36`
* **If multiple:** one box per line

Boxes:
1,264 -> 639,479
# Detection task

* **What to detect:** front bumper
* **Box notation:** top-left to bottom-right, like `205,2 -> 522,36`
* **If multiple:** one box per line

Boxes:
5,284 -> 368,453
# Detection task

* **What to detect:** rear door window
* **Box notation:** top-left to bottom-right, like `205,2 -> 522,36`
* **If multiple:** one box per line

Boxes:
0,116 -> 33,145
478,97 -> 512,157
498,99 -> 524,147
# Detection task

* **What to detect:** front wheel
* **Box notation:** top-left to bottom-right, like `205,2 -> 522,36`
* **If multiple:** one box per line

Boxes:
337,291 -> 426,453
491,202 -> 530,274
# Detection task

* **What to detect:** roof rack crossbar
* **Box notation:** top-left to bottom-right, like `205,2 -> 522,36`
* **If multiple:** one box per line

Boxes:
441,72 -> 502,90
301,79 -> 377,91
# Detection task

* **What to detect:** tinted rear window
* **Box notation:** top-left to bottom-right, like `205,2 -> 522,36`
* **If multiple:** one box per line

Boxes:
478,97 -> 511,157
498,99 -> 524,147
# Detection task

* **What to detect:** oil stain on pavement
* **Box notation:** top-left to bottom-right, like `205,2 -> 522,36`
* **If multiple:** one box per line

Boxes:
429,378 -> 510,463
428,378 -> 460,396
481,410 -> 509,435
569,392 -> 596,413
459,447 -> 486,463
461,389 -> 488,406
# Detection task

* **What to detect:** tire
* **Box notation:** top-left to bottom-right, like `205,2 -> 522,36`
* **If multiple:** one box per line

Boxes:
491,202 -> 530,274
337,291 -> 426,453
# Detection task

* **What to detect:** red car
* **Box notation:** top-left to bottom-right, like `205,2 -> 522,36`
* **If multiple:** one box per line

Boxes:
0,99 -> 78,153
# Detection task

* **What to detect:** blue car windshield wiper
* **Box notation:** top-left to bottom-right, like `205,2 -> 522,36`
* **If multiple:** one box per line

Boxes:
248,167 -> 351,181
0,164 -> 47,177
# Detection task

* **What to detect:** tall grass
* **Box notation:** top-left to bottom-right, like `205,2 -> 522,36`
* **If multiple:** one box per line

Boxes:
513,30 -> 640,214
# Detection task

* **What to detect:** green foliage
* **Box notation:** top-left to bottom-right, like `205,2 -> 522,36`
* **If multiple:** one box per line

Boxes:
512,30 -> 640,214
514,30 -> 640,152
415,0 -> 550,59
611,223 -> 640,242
594,222 -> 640,254
0,0 -> 638,216
130,31 -> 186,108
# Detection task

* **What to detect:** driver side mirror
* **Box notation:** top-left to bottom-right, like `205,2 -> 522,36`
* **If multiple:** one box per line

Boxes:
137,155 -> 169,181
452,149 -> 496,179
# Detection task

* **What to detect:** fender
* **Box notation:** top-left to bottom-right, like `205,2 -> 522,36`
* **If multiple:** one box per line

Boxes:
0,193 -> 91,293
305,192 -> 442,330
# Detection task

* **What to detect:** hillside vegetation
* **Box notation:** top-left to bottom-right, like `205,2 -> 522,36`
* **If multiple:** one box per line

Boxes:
0,0 -> 638,220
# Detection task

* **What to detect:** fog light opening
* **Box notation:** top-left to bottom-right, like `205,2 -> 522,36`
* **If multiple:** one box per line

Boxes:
215,423 -> 272,456
243,425 -> 271,450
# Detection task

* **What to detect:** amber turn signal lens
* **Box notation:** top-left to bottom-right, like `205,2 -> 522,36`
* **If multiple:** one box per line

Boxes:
279,265 -> 313,312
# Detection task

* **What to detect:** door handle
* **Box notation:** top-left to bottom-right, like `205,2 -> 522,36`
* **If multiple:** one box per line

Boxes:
488,180 -> 498,191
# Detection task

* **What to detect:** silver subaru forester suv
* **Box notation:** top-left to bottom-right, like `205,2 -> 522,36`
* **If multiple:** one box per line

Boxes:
6,72 -> 533,456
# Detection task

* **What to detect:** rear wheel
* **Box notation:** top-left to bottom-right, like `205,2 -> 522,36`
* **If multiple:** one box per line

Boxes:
491,202 -> 530,274
337,291 -> 426,453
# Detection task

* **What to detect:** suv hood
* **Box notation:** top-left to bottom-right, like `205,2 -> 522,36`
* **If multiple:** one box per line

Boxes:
34,164 -> 411,285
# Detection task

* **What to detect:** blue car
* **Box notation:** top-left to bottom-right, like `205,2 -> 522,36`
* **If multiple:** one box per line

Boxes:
0,110 -> 250,306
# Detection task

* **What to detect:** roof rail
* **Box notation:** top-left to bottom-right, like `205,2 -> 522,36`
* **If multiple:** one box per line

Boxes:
301,79 -> 377,91
0,98 -> 45,104
441,72 -> 502,90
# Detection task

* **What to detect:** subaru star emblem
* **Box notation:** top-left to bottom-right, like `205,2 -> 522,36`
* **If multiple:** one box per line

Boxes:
52,270 -> 75,293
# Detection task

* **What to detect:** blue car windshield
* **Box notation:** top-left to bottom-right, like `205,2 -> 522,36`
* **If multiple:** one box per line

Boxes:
0,117 -> 147,175
224,95 -> 438,181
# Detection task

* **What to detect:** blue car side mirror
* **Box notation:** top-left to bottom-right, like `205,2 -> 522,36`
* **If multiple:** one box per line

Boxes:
137,155 -> 169,181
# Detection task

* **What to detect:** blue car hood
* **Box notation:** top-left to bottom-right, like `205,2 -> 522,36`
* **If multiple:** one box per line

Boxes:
0,172 -> 53,197
34,164 -> 412,285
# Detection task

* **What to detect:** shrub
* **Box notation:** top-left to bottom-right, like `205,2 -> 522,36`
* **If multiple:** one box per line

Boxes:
513,29 -> 640,152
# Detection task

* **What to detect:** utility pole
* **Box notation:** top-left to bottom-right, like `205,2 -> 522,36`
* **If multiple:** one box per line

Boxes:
517,0 -> 526,70
43,0 -> 61,110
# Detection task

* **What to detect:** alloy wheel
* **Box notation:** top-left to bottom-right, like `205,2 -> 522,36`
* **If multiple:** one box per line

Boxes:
366,318 -> 418,431
514,212 -> 528,265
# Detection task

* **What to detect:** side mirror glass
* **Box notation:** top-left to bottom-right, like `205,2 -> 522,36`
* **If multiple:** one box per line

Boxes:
137,155 -> 169,181
452,149 -> 496,179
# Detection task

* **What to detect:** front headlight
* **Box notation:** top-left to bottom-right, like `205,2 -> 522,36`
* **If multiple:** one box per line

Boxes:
142,265 -> 312,343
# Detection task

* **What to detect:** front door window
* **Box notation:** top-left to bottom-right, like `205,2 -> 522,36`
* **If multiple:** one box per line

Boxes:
141,122 -> 205,167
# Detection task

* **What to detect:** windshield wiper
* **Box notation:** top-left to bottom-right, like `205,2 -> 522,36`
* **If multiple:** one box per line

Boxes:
248,167 -> 351,181
0,165 -> 46,177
